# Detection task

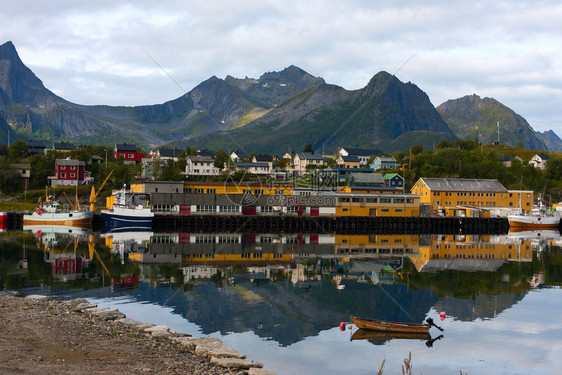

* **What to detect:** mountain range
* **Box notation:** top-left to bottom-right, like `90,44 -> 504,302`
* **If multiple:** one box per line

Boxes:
1,40 -> 560,154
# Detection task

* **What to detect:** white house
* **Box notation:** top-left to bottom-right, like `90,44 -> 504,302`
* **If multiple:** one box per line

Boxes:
529,154 -> 550,170
185,156 -> 220,177
336,147 -> 382,166
293,152 -> 325,174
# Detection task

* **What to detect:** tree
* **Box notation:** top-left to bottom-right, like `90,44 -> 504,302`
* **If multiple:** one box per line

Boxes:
303,143 -> 314,153
275,158 -> 288,169
410,145 -> 423,156
546,157 -> 562,181
214,150 -> 230,169
8,140 -> 28,161
324,157 -> 337,168
0,158 -> 22,194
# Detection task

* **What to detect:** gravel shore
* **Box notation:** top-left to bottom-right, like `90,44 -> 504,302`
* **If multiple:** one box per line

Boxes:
0,293 -> 274,375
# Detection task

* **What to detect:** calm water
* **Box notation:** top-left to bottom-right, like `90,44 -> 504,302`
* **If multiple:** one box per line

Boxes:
1,228 -> 562,374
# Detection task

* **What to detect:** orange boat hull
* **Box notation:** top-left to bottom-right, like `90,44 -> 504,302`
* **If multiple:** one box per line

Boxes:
351,316 -> 430,334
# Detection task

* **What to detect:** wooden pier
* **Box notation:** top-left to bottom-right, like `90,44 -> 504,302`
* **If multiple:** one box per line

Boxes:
5,211 -> 510,234
152,215 -> 509,234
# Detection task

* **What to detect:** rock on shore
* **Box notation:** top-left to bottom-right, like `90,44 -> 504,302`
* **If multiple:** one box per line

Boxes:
0,294 -> 277,375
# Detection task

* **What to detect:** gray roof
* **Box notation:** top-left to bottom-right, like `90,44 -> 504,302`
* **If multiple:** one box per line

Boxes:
299,152 -> 324,161
419,259 -> 505,272
420,178 -> 507,192
235,162 -> 269,168
188,155 -> 214,162
375,156 -> 397,162
56,158 -> 85,167
350,173 -> 385,184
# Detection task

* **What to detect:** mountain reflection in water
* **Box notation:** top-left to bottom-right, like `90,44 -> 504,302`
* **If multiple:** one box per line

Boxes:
1,228 -> 561,346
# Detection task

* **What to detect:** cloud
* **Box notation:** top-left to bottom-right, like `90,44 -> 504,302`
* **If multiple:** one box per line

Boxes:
1,0 -> 561,133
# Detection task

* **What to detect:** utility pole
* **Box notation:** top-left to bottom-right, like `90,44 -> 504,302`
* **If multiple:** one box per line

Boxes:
497,121 -> 500,144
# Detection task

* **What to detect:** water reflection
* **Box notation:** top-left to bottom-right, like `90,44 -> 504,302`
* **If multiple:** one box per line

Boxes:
2,228 -> 562,344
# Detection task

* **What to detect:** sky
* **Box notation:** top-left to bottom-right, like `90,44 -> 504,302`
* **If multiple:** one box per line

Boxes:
1,1 -> 561,134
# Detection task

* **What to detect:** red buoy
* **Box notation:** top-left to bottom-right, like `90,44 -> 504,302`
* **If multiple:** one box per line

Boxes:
440,311 -> 446,320
339,322 -> 346,331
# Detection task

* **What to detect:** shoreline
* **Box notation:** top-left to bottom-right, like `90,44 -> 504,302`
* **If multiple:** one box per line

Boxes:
0,293 -> 276,375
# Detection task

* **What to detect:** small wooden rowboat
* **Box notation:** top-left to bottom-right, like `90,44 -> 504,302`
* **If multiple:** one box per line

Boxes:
351,316 -> 430,334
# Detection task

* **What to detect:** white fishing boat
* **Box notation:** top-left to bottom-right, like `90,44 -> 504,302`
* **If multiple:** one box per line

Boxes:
23,195 -> 93,228
508,197 -> 560,231
101,185 -> 154,227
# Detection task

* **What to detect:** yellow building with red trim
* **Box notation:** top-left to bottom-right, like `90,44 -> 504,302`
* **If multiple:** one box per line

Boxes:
410,178 -> 533,216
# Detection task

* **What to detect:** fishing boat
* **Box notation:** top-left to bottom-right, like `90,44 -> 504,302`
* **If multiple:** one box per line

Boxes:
101,185 -> 154,227
351,316 -> 430,334
508,196 -> 560,231
23,195 -> 93,228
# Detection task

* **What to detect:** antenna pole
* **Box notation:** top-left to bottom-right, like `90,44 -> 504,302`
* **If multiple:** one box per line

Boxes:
497,121 -> 500,143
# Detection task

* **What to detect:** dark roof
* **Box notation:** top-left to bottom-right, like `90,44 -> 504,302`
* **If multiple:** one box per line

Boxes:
158,148 -> 181,158
537,154 -> 551,159
419,178 -> 507,193
198,149 -> 215,157
115,143 -> 137,152
231,150 -> 250,158
254,155 -> 273,162
342,148 -> 382,156
25,140 -> 47,153
341,155 -> 360,162
53,142 -> 75,150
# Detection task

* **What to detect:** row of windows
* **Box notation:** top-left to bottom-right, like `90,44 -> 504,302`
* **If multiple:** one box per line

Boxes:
434,191 -> 532,198
184,188 -> 284,194
339,197 -> 414,204
59,166 -> 77,170
59,173 -> 76,178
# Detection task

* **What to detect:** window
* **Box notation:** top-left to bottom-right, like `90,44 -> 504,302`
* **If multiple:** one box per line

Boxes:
184,188 -> 192,193
243,189 -> 252,194
395,208 -> 403,213
352,197 -> 363,203
207,188 -> 216,194
261,206 -> 275,213
219,205 -> 238,212
194,188 -> 204,194
339,197 -> 350,203
366,198 -> 377,203
61,173 -> 66,178
128,153 -> 134,158
70,173 -> 75,178
254,189 -> 264,195
393,198 -> 404,204
380,198 -> 391,203
287,206 -> 300,213
342,208 -> 348,212
381,208 -> 389,212
196,205 -> 215,212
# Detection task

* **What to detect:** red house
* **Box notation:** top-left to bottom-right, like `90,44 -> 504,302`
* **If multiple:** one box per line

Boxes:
115,143 -> 144,165
48,158 -> 91,186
